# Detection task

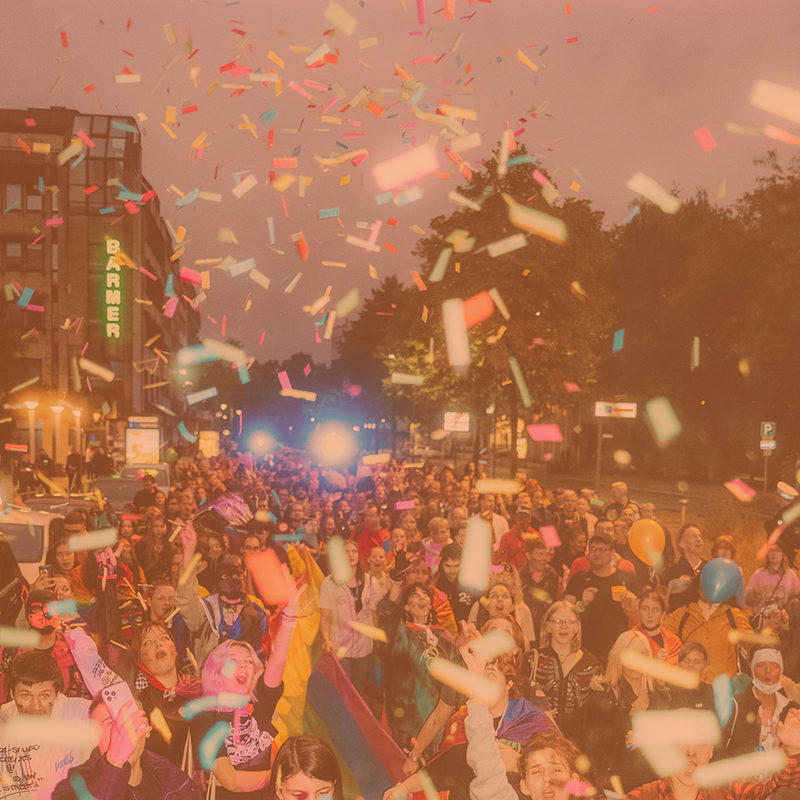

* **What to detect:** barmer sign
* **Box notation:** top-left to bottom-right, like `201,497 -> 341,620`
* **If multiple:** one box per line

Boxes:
104,238 -> 122,339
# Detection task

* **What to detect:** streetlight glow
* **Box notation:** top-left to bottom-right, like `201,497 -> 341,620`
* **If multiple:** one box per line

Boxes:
24,401 -> 38,410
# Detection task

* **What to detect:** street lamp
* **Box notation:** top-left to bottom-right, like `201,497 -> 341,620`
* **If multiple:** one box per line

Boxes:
72,408 -> 82,454
24,401 -> 38,465
51,405 -> 64,466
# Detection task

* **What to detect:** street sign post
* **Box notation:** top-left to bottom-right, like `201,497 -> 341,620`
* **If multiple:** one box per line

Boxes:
760,421 -> 776,492
594,402 -> 638,490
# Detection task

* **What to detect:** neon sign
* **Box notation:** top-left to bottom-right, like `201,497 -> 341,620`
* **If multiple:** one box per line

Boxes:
104,238 -> 122,339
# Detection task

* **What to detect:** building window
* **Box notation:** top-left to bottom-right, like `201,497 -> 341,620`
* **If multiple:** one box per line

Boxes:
108,137 -> 126,158
26,244 -> 44,272
92,116 -> 109,135
52,243 -> 59,285
5,184 -> 21,212
4,242 -> 23,270
26,187 -> 42,212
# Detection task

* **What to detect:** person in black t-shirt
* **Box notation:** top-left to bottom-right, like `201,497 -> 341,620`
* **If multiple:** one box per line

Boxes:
433,543 -> 480,624
563,531 -> 639,661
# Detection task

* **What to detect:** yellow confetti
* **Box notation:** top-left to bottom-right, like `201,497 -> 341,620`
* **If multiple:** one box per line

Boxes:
150,708 -> 172,743
268,50 -> 285,69
160,123 -> 177,140
348,621 -> 387,642
339,175 -> 350,186
517,50 -> 538,71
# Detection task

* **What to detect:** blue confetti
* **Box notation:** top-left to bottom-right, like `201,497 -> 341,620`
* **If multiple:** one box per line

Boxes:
199,722 -> 232,770
713,674 -> 733,726
260,108 -> 278,125
612,329 -> 625,352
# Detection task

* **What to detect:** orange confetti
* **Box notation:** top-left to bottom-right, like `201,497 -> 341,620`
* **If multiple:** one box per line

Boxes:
410,271 -> 427,291
764,124 -> 800,146
566,3 -> 571,13
385,242 -> 397,254
84,85 -> 96,93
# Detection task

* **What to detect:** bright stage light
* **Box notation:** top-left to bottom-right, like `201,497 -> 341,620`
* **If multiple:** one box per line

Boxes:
247,430 -> 275,456
309,422 -> 357,466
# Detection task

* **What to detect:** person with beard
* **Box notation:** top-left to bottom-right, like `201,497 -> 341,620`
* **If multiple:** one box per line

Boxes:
190,576 -> 301,799
129,621 -> 203,769
176,523 -> 269,670
0,590 -> 91,703
0,652 -> 93,800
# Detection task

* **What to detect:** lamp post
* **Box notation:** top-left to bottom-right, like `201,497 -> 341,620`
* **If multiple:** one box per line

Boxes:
51,405 -> 64,467
72,408 -> 82,455
24,401 -> 38,465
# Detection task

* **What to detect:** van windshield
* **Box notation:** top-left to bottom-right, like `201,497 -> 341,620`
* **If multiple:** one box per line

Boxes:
1,523 -> 44,563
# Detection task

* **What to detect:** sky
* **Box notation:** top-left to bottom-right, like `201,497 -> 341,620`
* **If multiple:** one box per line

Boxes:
4,0 -> 800,363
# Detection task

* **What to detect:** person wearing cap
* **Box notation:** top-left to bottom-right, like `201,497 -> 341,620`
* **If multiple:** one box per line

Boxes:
765,481 -> 800,567
495,507 -> 539,570
722,646 -> 800,758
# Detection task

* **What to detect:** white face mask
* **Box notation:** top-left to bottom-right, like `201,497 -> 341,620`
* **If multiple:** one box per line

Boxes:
750,649 -> 783,695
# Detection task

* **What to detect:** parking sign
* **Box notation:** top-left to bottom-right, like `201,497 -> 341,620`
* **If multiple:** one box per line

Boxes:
761,421 -> 776,438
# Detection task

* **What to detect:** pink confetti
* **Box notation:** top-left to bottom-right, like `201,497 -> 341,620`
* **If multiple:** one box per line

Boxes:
417,0 -> 425,23
527,424 -> 563,442
319,95 -> 338,114
532,169 -> 548,186
394,500 -> 415,510
76,130 -> 96,149
221,315 -> 227,336
724,478 -> 755,502
489,565 -> 504,573
413,55 -> 437,64
25,118 -> 36,127
694,127 -> 717,152
303,363 -> 311,376
277,370 -> 292,390
352,152 -> 369,166
26,304 -> 44,312
259,332 -> 266,346
180,267 -> 202,284
288,80 -> 312,99
164,297 -> 179,318
372,143 -> 439,191
46,218 -> 63,227
564,382 -> 581,392
539,525 -> 561,548
124,200 -> 139,214
81,342 -> 89,356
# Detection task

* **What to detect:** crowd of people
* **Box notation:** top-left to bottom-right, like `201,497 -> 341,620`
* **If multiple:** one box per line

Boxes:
2,452 -> 800,800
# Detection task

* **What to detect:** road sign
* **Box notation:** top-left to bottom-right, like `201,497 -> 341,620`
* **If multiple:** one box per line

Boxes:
761,421 -> 776,438
760,440 -> 777,450
595,402 -> 638,419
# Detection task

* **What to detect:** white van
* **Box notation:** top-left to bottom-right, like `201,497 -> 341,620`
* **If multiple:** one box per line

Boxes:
0,508 -> 64,585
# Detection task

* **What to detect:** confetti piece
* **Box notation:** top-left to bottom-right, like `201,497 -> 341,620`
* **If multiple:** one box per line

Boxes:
475,479 -> 522,495
429,247 -> 453,283
442,298 -> 470,369
460,516 -> 491,592
246,548 -> 293,605
488,288 -> 510,320
250,270 -> 271,291
517,50 -> 538,71
199,722 -> 232,771
471,631 -> 515,661
428,658 -> 502,704
186,387 -> 219,405
349,621 -> 387,642
612,329 -> 625,352
509,356 -> 532,408
0,628 -> 41,648
115,74 -> 141,84
362,453 -> 390,465
448,192 -> 481,212
712,674 -> 733,726
69,528 -> 118,552
359,37 -> 379,49
621,650 -> 700,689
47,599 -> 78,616
566,36 -> 579,44
696,750 -> 785,787
645,397 -> 682,446
372,144 -> 439,191
462,292 -> 494,327
280,389 -> 317,401
723,478 -> 755,502
178,422 -> 198,443
232,174 -> 258,198
764,124 -> 800,146
694,127 -> 717,151
487,234 -> 527,257
749,79 -> 800,125
626,172 -> 681,214
527,424 -> 563,442
539,525 -> 561,548
230,258 -> 256,277
164,24 -> 177,45
633,710 -> 720,776
328,535 -> 351,585
3,718 -> 100,748
391,373 -> 424,386
285,273 -> 302,293
728,629 -> 780,646
334,287 -> 360,318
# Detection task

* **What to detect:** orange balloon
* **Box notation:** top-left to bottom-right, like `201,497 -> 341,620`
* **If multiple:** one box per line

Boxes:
629,519 -> 665,566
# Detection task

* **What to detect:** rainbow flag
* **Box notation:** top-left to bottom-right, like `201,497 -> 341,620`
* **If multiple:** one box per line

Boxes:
304,650 -> 407,800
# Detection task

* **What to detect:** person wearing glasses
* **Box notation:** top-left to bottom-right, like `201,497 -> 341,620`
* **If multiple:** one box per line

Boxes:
525,601 -> 603,749
563,531 -> 639,660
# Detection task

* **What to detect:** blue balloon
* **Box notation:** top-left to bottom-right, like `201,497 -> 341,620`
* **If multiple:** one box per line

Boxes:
700,558 -> 744,604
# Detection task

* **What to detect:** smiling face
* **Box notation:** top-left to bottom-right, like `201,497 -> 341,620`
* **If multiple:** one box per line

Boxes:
520,747 -> 575,800
220,645 -> 257,695
679,527 -> 704,558
620,507 -> 636,527
138,625 -> 177,677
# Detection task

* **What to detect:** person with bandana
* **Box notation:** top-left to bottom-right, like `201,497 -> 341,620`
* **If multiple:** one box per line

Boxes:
377,582 -> 458,763
723,647 -> 800,758
176,522 -> 270,670
0,589 -> 91,704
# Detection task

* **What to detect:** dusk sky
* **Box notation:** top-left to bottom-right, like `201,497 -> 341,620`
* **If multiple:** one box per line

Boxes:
5,0 -> 800,362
